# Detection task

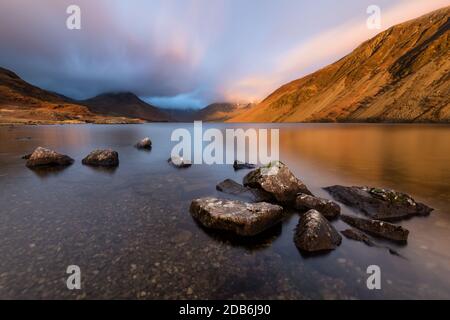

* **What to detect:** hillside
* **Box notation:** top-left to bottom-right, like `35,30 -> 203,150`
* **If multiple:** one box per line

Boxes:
193,103 -> 253,122
165,103 -> 253,122
0,67 -> 142,124
229,6 -> 450,123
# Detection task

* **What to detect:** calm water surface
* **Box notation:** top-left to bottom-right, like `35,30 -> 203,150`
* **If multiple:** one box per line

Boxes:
0,123 -> 449,299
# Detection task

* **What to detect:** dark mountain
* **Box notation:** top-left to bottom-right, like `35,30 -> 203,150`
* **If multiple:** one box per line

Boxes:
80,92 -> 171,122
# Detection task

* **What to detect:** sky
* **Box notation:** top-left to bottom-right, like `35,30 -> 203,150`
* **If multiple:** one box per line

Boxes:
0,0 -> 448,109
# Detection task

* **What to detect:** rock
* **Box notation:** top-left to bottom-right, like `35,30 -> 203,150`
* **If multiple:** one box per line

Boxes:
25,147 -> 74,168
190,197 -> 284,236
216,179 -> 273,203
171,230 -> 193,245
82,149 -> 119,167
341,228 -> 403,257
22,153 -> 32,160
324,185 -> 433,221
295,193 -> 340,219
233,160 -> 257,170
340,214 -> 409,242
294,209 -> 342,252
168,155 -> 192,168
341,229 -> 374,246
243,161 -> 312,206
135,137 -> 152,150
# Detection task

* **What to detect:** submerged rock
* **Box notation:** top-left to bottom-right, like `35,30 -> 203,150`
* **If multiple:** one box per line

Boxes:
324,185 -> 433,221
82,149 -> 119,167
216,179 -> 273,203
243,161 -> 312,206
295,193 -> 340,220
25,147 -> 74,168
341,229 -> 374,246
135,137 -> 152,150
341,214 -> 409,243
168,155 -> 192,168
233,160 -> 257,171
190,197 -> 284,236
341,228 -> 403,257
294,209 -> 342,253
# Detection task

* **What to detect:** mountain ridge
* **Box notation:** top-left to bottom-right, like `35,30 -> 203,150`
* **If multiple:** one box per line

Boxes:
0,67 -> 142,124
228,6 -> 450,123
80,92 -> 171,122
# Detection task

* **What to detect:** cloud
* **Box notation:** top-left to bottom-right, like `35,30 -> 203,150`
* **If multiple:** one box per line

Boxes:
0,0 -> 207,103
145,91 -> 206,109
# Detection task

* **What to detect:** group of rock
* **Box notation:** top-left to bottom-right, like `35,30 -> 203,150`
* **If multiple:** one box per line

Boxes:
23,137 -> 152,168
22,137 -> 434,254
189,161 -> 433,254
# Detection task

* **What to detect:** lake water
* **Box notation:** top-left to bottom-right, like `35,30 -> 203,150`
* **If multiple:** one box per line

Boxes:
0,123 -> 449,299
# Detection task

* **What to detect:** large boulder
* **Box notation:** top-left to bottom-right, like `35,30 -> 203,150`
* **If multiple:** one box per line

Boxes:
135,137 -> 152,150
243,161 -> 312,206
82,149 -> 119,167
324,185 -> 433,221
294,210 -> 342,253
25,147 -> 74,168
216,179 -> 273,203
190,197 -> 284,236
340,214 -> 409,243
295,193 -> 340,220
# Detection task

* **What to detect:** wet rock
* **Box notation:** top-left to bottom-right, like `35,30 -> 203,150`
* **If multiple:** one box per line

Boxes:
295,193 -> 340,219
243,161 -> 313,206
324,185 -> 433,221
190,197 -> 284,236
341,228 -> 403,257
25,147 -> 74,168
216,179 -> 273,203
294,209 -> 342,252
168,155 -> 192,168
135,137 -> 152,150
341,229 -> 374,246
233,160 -> 257,171
82,149 -> 119,167
341,214 -> 409,243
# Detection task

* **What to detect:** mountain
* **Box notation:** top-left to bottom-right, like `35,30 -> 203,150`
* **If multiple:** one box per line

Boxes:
0,67 -> 142,124
229,6 -> 450,123
164,103 -> 253,122
80,92 -> 171,122
194,103 -> 253,122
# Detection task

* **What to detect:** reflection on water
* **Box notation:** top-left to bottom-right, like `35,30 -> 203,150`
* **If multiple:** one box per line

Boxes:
0,123 -> 449,299
29,165 -> 73,178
